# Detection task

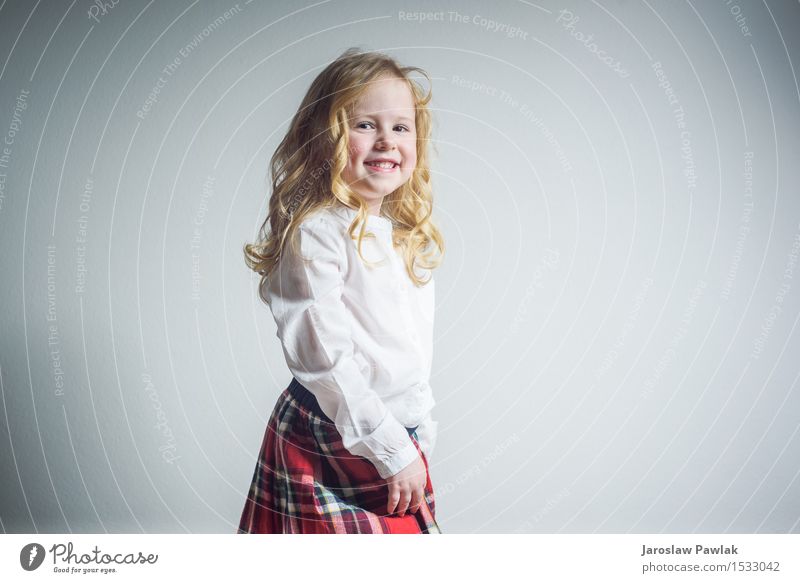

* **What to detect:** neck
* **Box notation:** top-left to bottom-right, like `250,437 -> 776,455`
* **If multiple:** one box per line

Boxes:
366,198 -> 383,217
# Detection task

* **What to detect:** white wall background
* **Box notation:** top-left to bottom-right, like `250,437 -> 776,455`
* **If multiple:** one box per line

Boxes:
1,0 -> 799,534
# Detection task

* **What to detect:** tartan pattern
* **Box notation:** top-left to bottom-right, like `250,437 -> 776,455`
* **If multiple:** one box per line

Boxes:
238,382 -> 441,534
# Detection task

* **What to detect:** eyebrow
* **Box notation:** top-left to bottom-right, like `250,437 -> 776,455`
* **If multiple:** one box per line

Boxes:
354,113 -> 415,123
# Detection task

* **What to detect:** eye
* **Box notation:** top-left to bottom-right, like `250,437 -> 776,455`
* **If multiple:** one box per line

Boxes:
395,125 -> 411,132
356,121 -> 374,130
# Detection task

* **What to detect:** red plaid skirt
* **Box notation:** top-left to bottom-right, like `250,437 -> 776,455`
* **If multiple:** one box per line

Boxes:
238,378 -> 441,534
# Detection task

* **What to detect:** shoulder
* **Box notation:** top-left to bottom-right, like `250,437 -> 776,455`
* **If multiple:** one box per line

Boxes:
293,207 -> 349,257
298,206 -> 348,236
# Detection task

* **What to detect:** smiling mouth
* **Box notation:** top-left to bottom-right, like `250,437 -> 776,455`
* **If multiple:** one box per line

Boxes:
364,161 -> 399,172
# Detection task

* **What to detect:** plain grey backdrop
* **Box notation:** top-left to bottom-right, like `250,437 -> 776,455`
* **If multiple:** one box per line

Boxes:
1,0 -> 799,534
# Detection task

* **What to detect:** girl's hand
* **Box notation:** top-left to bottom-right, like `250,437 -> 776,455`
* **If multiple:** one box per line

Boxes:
385,454 -> 426,517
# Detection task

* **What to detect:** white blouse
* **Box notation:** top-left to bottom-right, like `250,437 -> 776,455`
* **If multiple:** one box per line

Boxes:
264,202 -> 438,479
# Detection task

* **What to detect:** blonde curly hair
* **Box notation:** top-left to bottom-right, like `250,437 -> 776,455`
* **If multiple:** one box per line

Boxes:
243,47 -> 445,304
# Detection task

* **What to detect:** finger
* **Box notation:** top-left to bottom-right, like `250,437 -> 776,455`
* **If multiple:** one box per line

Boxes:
408,487 -> 423,514
386,486 -> 400,516
396,489 -> 411,516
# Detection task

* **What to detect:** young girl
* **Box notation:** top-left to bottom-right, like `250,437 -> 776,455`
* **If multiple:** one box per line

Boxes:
238,48 -> 445,534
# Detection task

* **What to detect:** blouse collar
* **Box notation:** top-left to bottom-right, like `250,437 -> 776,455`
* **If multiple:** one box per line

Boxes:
330,202 -> 393,233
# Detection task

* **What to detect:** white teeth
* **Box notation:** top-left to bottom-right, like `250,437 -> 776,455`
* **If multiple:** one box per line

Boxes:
366,161 -> 396,169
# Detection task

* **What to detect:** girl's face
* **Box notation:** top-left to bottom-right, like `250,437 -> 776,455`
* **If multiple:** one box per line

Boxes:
342,76 -> 417,215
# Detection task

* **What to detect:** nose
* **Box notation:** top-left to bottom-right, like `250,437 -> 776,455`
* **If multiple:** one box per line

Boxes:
375,129 -> 396,150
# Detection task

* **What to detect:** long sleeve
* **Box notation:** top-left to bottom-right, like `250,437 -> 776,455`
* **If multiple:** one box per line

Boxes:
414,409 -> 438,462
268,217 -> 420,479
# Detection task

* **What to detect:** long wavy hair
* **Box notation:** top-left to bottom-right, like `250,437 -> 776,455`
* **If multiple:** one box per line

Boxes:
243,47 -> 445,304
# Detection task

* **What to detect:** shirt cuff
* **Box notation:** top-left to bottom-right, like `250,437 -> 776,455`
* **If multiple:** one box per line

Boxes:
372,439 -> 420,480
337,397 -> 422,479
416,417 -> 438,462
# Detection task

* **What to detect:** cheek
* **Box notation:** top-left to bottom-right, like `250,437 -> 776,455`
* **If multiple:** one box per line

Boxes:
404,147 -> 417,169
402,137 -> 417,158
347,137 -> 368,165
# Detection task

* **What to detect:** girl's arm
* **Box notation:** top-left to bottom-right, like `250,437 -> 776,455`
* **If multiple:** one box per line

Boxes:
269,216 -> 419,480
